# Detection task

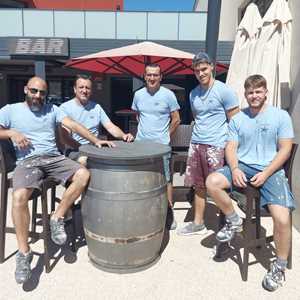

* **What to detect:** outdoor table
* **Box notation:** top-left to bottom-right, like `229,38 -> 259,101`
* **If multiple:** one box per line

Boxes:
79,141 -> 171,273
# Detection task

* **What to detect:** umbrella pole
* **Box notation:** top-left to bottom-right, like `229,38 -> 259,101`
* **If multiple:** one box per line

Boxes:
205,0 -> 222,64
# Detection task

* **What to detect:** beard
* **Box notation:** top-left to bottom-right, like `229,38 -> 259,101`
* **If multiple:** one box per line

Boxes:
26,94 -> 44,112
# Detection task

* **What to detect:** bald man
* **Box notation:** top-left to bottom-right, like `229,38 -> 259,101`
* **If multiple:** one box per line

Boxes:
0,76 -> 112,284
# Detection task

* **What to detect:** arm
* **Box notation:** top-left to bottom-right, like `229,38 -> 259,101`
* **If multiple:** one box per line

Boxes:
57,124 -> 81,150
225,140 -> 247,188
0,126 -> 31,150
250,138 -> 293,187
169,110 -> 181,136
61,116 -> 116,148
103,121 -> 134,142
226,106 -> 240,120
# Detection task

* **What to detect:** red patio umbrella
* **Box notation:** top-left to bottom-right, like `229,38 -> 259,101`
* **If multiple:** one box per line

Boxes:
65,41 -> 228,79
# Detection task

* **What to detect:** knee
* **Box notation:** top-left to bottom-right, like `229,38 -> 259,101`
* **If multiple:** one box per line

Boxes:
273,214 -> 291,232
206,172 -> 225,192
12,189 -> 30,209
73,167 -> 90,186
77,155 -> 87,166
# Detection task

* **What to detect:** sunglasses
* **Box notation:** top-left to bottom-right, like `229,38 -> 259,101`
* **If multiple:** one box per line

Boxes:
28,87 -> 47,96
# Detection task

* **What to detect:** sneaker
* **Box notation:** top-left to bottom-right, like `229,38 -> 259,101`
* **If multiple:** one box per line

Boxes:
262,262 -> 285,292
15,250 -> 33,284
50,217 -> 67,245
216,219 -> 243,242
177,222 -> 207,236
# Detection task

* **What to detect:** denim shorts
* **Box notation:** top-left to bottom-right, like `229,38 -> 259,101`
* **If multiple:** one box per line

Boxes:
216,162 -> 295,210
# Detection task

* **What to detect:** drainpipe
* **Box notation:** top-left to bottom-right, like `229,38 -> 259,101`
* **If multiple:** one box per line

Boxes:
205,0 -> 222,64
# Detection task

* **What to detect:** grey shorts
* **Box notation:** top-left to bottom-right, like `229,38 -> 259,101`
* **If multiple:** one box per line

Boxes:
216,162 -> 295,211
13,155 -> 83,192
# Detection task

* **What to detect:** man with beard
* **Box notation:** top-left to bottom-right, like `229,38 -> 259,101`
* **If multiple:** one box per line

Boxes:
177,52 -> 239,236
0,76 -> 112,284
206,75 -> 295,291
59,74 -> 134,166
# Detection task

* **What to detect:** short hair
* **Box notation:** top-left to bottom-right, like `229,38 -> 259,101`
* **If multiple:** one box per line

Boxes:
144,63 -> 161,74
74,74 -> 92,87
192,52 -> 213,68
244,74 -> 267,90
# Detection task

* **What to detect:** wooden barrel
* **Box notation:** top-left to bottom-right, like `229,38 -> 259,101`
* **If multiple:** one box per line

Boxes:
80,141 -> 170,273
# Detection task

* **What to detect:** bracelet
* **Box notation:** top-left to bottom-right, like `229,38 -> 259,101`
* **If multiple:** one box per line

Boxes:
231,166 -> 239,172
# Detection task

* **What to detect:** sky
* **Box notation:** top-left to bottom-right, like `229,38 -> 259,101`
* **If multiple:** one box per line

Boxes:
124,0 -> 195,12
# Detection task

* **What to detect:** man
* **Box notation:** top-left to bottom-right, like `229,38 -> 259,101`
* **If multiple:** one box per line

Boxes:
177,52 -> 239,236
59,74 -> 134,165
0,76 -> 111,284
131,63 -> 181,230
206,75 -> 295,291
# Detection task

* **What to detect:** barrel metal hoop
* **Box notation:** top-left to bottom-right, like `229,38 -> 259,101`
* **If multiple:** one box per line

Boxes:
85,184 -> 167,201
84,227 -> 163,244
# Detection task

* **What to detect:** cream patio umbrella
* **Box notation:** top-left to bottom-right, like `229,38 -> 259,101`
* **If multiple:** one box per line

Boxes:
226,3 -> 262,108
249,0 -> 292,108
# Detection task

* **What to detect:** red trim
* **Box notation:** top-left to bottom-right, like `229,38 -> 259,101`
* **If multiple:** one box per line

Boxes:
19,0 -> 123,10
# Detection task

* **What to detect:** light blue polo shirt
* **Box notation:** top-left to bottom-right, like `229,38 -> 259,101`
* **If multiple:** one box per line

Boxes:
131,86 -> 180,145
60,98 -> 110,145
190,80 -> 239,148
0,102 -> 66,161
228,105 -> 294,170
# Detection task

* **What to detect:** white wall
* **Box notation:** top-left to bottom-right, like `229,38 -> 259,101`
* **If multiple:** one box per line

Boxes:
194,0 -> 244,41
289,0 -> 300,230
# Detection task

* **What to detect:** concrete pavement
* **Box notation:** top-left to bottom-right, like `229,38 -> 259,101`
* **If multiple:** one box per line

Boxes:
1,175 -> 300,300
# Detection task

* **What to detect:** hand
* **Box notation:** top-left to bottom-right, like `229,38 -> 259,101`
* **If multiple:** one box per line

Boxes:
122,133 -> 134,142
249,171 -> 268,187
232,168 -> 248,188
10,131 -> 31,150
94,140 -> 116,148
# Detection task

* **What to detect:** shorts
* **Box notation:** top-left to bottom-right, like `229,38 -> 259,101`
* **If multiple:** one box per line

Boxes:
13,154 -> 83,192
163,153 -> 171,183
184,143 -> 224,189
216,162 -> 295,210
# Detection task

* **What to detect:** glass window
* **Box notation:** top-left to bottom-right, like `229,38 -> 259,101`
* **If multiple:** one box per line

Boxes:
23,10 -> 53,37
116,12 -> 147,40
179,13 -> 207,40
147,13 -> 178,40
86,11 -> 115,39
54,11 -> 85,38
0,9 -> 23,36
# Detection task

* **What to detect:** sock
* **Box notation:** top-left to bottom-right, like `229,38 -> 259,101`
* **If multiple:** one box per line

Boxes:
226,211 -> 241,225
276,257 -> 287,270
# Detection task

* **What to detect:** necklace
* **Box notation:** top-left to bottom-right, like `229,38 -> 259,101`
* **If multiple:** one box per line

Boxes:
199,79 -> 215,101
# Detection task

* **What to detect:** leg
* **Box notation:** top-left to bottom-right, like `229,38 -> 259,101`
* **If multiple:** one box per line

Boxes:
262,205 -> 290,292
12,188 -> 33,254
206,172 -> 233,215
177,144 -> 210,236
12,188 -> 34,284
206,170 -> 242,243
53,167 -> 90,219
269,205 -> 291,261
167,183 -> 173,207
193,188 -> 206,225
